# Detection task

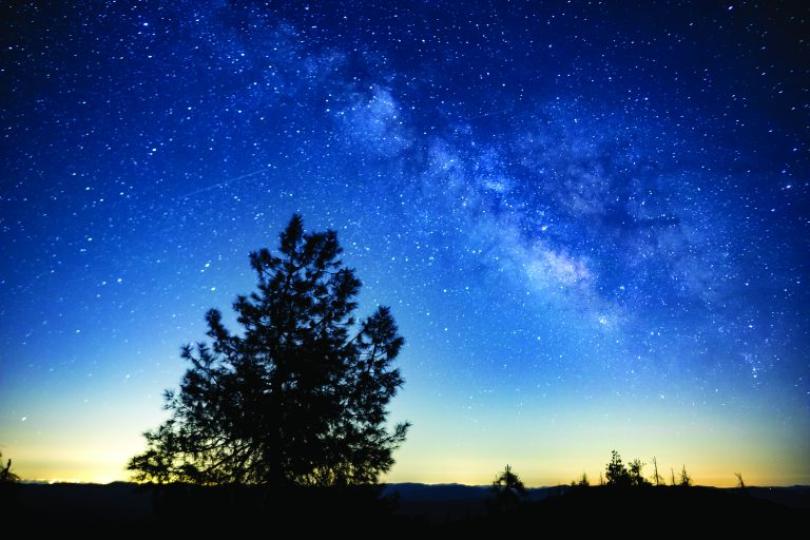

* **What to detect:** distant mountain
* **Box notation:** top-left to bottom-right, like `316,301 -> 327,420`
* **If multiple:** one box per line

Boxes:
3,481 -> 807,530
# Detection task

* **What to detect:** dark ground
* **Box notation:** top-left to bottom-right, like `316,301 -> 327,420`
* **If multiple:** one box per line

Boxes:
2,481 -> 808,532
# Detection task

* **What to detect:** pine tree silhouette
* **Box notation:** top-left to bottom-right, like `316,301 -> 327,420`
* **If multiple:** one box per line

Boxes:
605,450 -> 630,487
128,214 -> 410,486
490,465 -> 527,511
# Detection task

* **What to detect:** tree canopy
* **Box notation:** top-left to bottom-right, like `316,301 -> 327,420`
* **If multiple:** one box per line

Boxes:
128,214 -> 410,486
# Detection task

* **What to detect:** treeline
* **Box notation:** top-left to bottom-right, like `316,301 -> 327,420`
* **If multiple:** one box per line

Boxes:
492,448 -> 748,504
571,450 -> 695,488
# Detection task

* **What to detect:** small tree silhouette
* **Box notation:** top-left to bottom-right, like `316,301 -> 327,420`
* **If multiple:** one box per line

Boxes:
735,472 -> 746,490
128,214 -> 410,486
491,465 -> 527,511
572,472 -> 589,488
679,465 -> 692,487
605,450 -> 630,487
628,459 -> 651,487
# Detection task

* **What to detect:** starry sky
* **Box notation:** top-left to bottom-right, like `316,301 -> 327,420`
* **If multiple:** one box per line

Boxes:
1,1 -> 809,486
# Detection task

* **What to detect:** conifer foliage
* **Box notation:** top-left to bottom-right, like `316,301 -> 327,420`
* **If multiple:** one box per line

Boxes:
128,214 -> 409,486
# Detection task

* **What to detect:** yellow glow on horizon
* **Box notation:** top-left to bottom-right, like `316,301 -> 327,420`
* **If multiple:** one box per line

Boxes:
7,426 -> 808,487
5,380 -> 809,487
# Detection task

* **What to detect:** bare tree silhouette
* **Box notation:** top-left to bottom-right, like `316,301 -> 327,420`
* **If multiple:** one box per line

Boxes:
651,456 -> 663,486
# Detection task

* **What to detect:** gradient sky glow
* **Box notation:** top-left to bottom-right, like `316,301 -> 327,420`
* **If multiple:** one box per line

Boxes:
1,1 -> 809,487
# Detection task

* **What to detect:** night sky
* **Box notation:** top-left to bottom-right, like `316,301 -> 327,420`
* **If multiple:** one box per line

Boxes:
1,1 -> 809,486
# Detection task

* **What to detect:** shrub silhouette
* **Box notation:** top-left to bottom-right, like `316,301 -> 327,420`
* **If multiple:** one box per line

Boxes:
128,214 -> 410,486
0,453 -> 19,483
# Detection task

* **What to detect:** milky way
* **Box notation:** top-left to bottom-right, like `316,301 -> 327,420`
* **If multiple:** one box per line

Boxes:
1,1 -> 808,485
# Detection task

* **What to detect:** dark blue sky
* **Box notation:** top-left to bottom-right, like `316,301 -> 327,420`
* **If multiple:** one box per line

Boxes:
1,1 -> 808,485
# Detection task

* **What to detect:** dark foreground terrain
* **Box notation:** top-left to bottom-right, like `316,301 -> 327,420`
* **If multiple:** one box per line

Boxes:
2,481 -> 808,532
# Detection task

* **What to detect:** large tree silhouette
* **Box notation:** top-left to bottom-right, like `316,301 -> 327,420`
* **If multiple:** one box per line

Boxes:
128,214 -> 410,486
